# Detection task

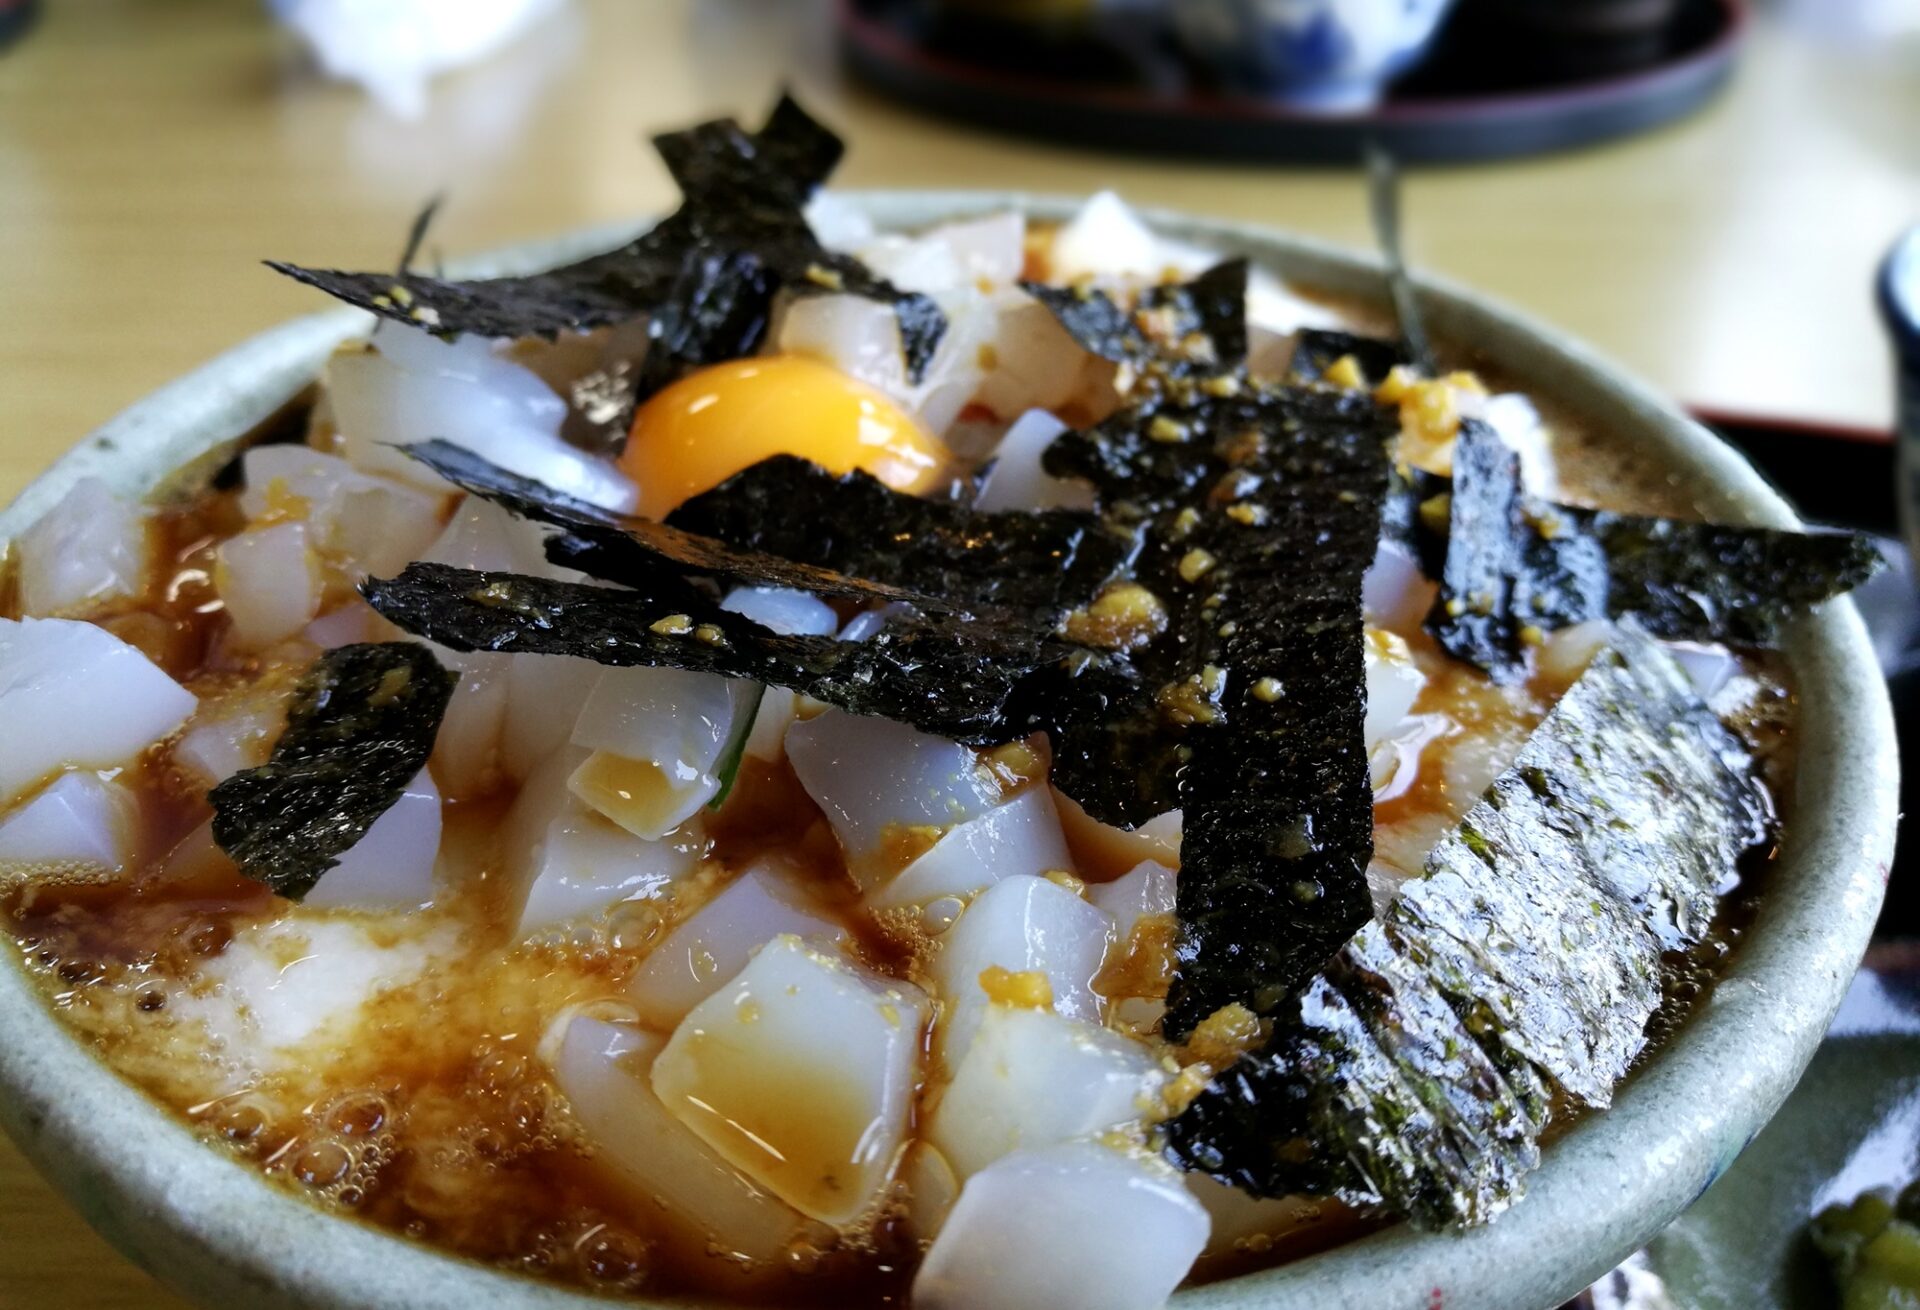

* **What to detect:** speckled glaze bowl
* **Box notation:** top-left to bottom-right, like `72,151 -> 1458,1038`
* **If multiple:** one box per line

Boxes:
0,195 -> 1897,1310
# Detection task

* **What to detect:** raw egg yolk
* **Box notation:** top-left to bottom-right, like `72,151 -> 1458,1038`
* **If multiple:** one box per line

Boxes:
620,354 -> 947,519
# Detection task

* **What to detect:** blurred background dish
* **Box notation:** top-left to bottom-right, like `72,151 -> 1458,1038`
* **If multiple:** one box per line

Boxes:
1166,0 -> 1460,108
838,0 -> 1748,163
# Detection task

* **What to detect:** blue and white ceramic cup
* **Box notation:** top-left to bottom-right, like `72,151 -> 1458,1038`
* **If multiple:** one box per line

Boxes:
1171,0 -> 1458,110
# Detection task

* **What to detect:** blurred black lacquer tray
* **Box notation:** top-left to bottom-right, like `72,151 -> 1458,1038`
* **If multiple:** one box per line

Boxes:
838,0 -> 1746,164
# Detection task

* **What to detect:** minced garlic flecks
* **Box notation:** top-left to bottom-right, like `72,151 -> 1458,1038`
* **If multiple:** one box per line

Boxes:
1377,365 -> 1490,475
1058,581 -> 1169,653
978,965 -> 1053,1010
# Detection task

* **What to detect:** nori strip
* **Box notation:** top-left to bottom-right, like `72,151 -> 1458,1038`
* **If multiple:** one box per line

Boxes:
270,96 -> 944,395
667,454 -> 1134,611
1165,624 -> 1772,1226
1425,422 -> 1883,677
1288,328 -> 1406,385
361,563 -> 1138,746
402,439 -> 959,612
1038,381 -> 1397,1038
1020,259 -> 1251,378
209,643 -> 456,901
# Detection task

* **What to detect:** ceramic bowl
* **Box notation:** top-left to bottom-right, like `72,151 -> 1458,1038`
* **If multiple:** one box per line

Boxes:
1169,0 -> 1458,109
0,194 -> 1897,1310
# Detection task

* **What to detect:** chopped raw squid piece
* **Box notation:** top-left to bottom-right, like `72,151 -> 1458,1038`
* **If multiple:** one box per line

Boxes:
1088,859 -> 1176,943
931,873 -> 1114,1068
912,1141 -> 1210,1310
1363,627 -> 1428,749
625,861 -> 847,1029
867,786 -> 1076,911
422,497 -> 554,798
971,409 -> 1095,513
303,770 -> 441,911
173,699 -> 282,786
14,477 -> 150,618
568,665 -> 751,839
548,1017 -> 811,1273
499,747 -> 708,936
0,771 -> 140,874
1054,793 -> 1181,881
971,295 -> 1095,421
928,1005 -> 1164,1180
327,323 -> 638,512
1362,538 -> 1437,633
0,618 -> 195,808
785,709 -> 1000,885
1185,1173 -> 1331,1261
498,652 -> 602,783
237,445 -> 445,577
652,936 -> 928,1226
214,520 -> 322,651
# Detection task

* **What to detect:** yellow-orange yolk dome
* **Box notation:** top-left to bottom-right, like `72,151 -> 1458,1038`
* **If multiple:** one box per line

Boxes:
620,355 -> 948,520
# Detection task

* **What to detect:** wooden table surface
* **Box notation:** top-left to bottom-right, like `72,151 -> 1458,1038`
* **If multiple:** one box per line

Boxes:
1,0 -> 1917,1303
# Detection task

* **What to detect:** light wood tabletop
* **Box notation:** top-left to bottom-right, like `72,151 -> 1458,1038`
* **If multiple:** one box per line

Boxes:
0,0 -> 1916,1303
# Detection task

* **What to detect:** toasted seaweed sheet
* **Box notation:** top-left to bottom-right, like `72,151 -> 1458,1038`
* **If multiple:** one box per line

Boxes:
362,563 -> 1136,745
1288,328 -> 1406,385
270,95 -> 944,401
1425,423 -> 1883,676
667,454 -> 1134,611
209,643 -> 455,901
403,439 -> 948,610
1039,380 -> 1396,1038
1021,259 -> 1251,379
1166,624 -> 1772,1226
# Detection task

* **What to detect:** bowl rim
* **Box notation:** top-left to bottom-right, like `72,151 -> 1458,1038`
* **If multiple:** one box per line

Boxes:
0,192 -> 1897,1310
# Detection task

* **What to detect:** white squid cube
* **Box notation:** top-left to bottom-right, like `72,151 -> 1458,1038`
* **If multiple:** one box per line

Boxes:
16,477 -> 151,618
932,874 -> 1113,1066
1483,392 -> 1558,497
429,650 -> 511,801
626,862 -> 848,1029
1186,1173 -> 1328,1260
518,813 -> 704,936
305,770 -> 442,910
423,496 -> 545,575
327,324 -> 637,512
215,521 -> 322,652
301,600 -> 396,650
784,710 -> 998,885
653,936 -> 928,1226
549,1017 -> 808,1270
855,232 -> 968,297
929,1007 -> 1164,1181
913,1141 -> 1209,1310
972,409 -> 1095,513
174,700 -> 282,785
914,287 -> 1001,435
925,211 -> 1025,289
972,294 -> 1092,420
720,586 -> 838,638
1364,628 -> 1427,751
1362,537 -> 1438,633
1088,859 -> 1176,943
499,654 -> 603,782
499,747 -> 707,935
238,445 -> 444,577
567,666 -> 747,839
1053,790 -> 1182,881
0,771 -> 140,874
1666,639 -> 1740,701
775,294 -> 910,401
743,688 -> 798,763
0,618 -> 196,807
870,788 -> 1074,911
1047,191 -> 1161,283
